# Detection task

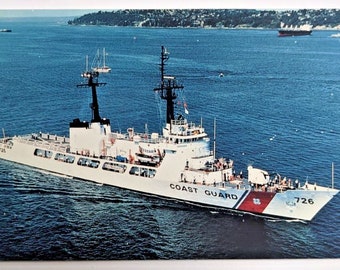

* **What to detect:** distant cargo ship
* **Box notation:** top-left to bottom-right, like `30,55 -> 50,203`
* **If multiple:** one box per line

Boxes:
278,23 -> 312,37
0,29 -> 12,32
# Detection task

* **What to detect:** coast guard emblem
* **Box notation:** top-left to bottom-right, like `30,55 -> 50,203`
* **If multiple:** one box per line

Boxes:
253,198 -> 261,205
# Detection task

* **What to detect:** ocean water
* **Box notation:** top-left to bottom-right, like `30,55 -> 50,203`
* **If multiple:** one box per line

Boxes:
0,17 -> 339,260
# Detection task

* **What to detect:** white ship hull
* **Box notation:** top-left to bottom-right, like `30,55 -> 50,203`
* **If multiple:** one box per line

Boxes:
1,46 -> 337,222
0,134 -> 337,221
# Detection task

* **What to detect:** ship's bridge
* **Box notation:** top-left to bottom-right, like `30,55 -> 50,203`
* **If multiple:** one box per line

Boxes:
163,119 -> 206,138
162,119 -> 210,159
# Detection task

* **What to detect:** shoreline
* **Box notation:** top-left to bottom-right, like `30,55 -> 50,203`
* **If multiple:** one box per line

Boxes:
1,16 -> 340,31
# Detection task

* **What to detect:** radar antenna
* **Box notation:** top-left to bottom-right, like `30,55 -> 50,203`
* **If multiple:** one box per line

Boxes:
154,46 -> 184,124
77,70 -> 106,123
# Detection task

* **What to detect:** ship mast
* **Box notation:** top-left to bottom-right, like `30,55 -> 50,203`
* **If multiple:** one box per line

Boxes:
154,46 -> 184,125
77,71 -> 106,123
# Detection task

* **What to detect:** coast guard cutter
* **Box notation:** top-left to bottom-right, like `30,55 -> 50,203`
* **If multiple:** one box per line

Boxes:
0,46 -> 338,221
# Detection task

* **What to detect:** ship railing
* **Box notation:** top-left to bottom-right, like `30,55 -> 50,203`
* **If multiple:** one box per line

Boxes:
178,177 -> 253,191
113,131 -> 167,144
178,171 -> 297,193
178,177 -> 248,190
34,132 -> 70,144
171,119 -> 203,130
170,119 -> 205,136
15,134 -> 70,153
171,119 -> 187,126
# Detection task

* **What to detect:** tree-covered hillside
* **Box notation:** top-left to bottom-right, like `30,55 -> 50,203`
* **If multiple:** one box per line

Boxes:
68,9 -> 340,29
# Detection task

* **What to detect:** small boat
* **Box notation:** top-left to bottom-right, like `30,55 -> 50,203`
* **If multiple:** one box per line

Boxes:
135,153 -> 160,166
92,48 -> 111,73
331,33 -> 340,38
0,29 -> 12,32
278,23 -> 312,37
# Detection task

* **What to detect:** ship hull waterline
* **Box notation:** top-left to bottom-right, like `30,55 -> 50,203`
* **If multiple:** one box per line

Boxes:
278,30 -> 312,37
0,136 -> 337,222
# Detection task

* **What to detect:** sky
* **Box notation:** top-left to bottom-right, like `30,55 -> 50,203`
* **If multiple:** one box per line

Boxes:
0,0 -> 339,17
1,0 -> 340,10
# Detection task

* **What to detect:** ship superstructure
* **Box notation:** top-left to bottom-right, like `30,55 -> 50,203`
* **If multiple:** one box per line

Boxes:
0,46 -> 338,221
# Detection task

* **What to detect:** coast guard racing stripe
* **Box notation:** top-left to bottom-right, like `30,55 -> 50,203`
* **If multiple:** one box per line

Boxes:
237,191 -> 275,214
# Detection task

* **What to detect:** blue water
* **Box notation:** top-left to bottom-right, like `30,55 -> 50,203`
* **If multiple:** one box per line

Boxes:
0,17 -> 339,260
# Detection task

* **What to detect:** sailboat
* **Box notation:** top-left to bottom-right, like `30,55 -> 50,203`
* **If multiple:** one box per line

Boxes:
92,48 -> 111,73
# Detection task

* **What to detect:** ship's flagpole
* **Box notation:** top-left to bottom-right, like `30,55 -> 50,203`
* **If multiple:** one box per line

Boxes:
213,118 -> 216,160
332,162 -> 334,189
85,55 -> 89,71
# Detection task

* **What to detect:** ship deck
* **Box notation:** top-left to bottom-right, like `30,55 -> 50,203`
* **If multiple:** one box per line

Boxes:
2,133 -> 334,194
12,133 -> 70,153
